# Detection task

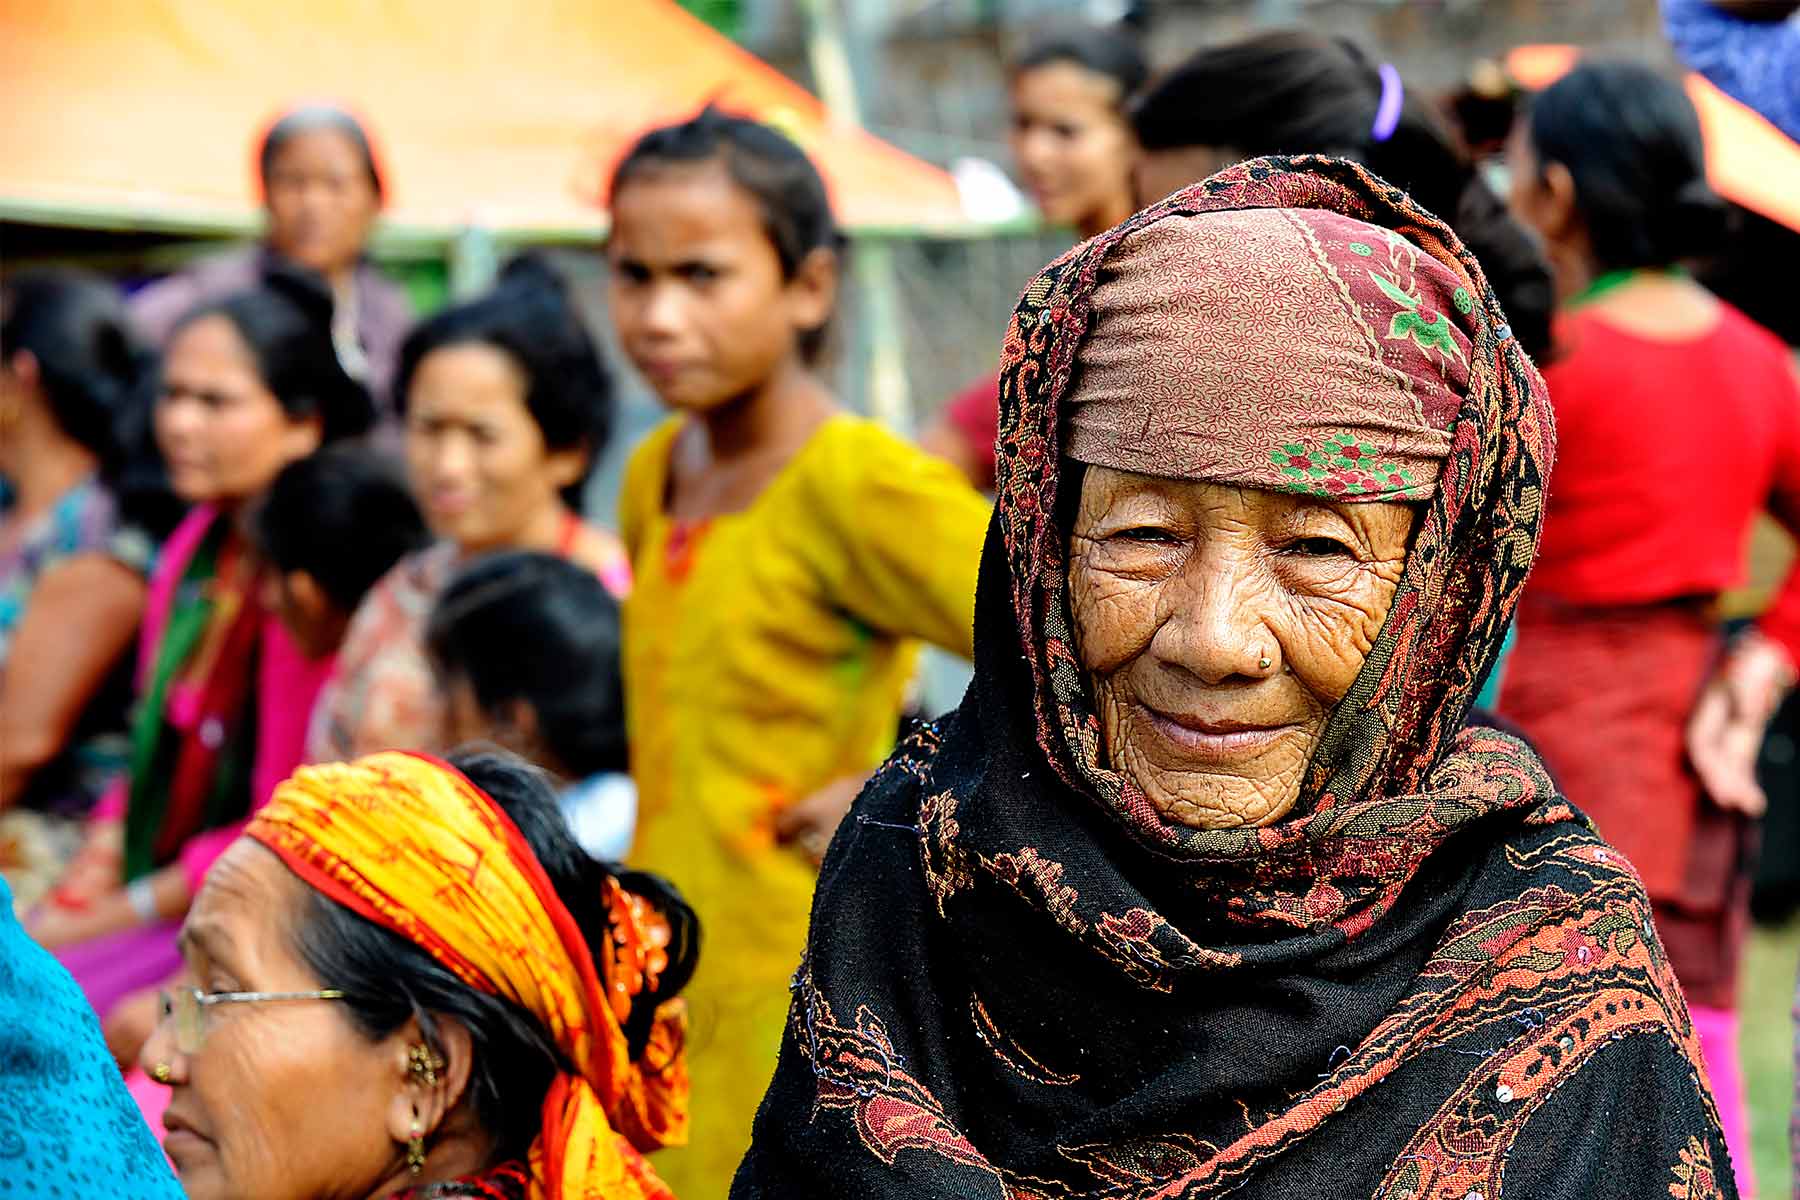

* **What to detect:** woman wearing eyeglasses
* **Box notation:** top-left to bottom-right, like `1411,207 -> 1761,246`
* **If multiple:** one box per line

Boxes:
137,749 -> 699,1200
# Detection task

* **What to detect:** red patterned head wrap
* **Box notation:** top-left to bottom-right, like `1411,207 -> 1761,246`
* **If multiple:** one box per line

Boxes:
1067,206 -> 1474,501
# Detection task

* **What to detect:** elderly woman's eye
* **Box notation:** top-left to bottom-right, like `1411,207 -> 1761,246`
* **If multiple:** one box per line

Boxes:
1114,526 -> 1181,544
1286,536 -> 1355,558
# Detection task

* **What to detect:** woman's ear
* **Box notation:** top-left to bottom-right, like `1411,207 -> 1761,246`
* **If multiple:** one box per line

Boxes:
282,410 -> 326,462
383,1018 -> 477,1147
787,245 -> 839,343
4,348 -> 42,395
544,440 -> 590,494
1539,161 -> 1583,244
285,571 -> 335,629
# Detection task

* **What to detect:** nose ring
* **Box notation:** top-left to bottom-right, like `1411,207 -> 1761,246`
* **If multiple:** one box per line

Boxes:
149,1062 -> 173,1084
1258,655 -> 1273,671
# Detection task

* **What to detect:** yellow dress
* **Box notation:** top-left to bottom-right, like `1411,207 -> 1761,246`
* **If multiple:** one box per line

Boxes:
619,414 -> 988,1195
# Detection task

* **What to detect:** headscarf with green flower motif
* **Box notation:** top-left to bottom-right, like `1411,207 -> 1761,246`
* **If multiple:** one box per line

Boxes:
1066,206 -> 1473,502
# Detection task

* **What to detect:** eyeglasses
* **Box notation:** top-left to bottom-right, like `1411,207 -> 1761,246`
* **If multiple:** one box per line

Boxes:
156,987 -> 346,1055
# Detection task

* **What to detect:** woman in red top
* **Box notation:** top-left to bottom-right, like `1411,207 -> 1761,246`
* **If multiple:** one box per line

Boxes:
1504,61 -> 1800,1195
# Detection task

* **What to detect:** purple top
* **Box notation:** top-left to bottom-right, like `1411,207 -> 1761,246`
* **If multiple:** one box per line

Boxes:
128,245 -> 413,419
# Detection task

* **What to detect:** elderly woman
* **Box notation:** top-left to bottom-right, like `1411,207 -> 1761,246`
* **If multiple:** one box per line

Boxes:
734,158 -> 1734,1198
137,750 -> 696,1200
130,105 -> 411,413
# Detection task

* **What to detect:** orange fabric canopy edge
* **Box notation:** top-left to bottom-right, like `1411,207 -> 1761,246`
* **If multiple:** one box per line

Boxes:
0,0 -> 973,238
1507,44 -> 1800,235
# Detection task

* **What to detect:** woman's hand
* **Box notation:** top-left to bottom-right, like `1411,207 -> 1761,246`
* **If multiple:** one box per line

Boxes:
46,819 -> 124,910
25,892 -> 129,951
775,775 -> 868,866
1686,630 -> 1796,817
27,857 -> 187,952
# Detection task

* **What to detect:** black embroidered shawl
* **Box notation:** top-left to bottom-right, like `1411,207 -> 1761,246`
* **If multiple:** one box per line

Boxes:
732,158 -> 1734,1200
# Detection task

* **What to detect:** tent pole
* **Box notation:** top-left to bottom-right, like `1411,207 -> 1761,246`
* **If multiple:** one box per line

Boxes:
800,0 -> 915,432
449,225 -> 500,298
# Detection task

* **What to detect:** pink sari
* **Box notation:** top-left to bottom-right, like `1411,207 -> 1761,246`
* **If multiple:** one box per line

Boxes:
60,506 -> 333,1017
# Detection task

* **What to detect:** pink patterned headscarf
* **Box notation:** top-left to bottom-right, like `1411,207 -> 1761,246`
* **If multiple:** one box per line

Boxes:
1066,207 -> 1475,502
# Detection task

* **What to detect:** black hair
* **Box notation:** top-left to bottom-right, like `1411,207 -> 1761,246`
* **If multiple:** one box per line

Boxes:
291,749 -> 699,1161
1,270 -> 182,537
252,446 -> 430,613
394,254 -> 613,507
1011,28 -> 1150,107
1130,30 -> 1555,361
1526,60 -> 1726,272
610,106 -> 843,361
170,263 -> 375,443
259,105 -> 384,201
426,552 -> 626,777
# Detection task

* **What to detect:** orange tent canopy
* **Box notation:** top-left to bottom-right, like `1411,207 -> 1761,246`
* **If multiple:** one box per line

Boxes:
0,0 -> 973,240
1507,44 -> 1800,235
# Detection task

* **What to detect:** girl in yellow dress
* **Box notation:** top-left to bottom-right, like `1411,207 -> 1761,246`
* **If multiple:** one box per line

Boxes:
606,109 -> 990,1193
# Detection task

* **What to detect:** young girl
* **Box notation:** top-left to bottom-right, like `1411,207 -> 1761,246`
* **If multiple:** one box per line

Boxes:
428,551 -> 635,861
606,109 -> 990,1191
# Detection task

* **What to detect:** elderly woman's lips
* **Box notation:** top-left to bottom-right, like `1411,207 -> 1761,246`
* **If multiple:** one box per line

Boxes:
162,1108 -> 208,1142
1139,707 -> 1297,761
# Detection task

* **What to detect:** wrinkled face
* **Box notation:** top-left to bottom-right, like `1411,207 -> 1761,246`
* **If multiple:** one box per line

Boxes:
263,128 -> 381,277
140,840 -> 406,1200
1009,62 -> 1138,234
607,162 -> 833,413
156,315 -> 321,506
1067,467 -> 1414,828
1131,144 -> 1240,211
404,343 -> 585,553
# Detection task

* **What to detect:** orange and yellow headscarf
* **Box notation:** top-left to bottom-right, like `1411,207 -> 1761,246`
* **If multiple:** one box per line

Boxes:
248,751 -> 686,1200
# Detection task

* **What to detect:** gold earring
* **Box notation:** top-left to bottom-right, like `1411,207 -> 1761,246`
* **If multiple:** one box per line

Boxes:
407,1043 -> 446,1086
407,1118 -> 426,1175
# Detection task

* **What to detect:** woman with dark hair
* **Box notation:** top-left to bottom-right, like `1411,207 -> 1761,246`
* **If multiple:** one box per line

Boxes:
1008,29 -> 1148,241
137,749 -> 697,1199
735,154 -> 1731,1200
1499,62 -> 1800,1193
0,272 -> 169,907
920,26 -> 1149,490
607,108 -> 988,1193
130,104 -> 412,411
1129,30 -> 1555,365
28,271 -> 374,1056
429,552 -> 634,861
309,255 -> 625,763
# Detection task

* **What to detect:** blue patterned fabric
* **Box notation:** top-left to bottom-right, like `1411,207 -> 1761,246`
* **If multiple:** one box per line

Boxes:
0,876 -> 180,1197
1664,0 -> 1800,142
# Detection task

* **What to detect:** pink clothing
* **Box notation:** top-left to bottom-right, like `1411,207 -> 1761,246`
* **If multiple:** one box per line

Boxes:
93,506 -> 333,894
1692,1003 -> 1753,1198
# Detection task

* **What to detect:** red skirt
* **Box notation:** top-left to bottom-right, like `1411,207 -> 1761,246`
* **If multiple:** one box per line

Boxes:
1500,596 -> 1750,1009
